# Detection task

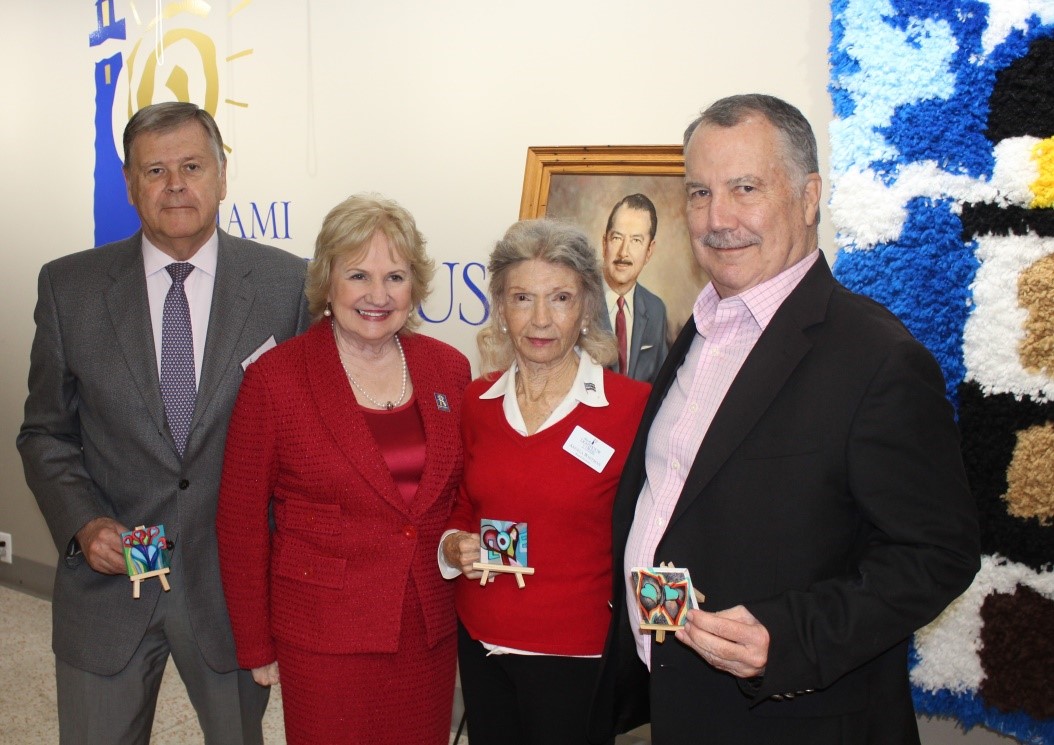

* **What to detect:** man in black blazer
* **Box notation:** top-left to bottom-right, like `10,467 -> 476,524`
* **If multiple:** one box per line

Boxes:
601,194 -> 669,383
590,95 -> 979,744
18,103 -> 308,744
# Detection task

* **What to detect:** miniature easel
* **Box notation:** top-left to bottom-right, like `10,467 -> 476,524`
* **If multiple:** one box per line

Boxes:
639,622 -> 678,644
127,525 -> 171,599
131,566 -> 171,598
472,561 -> 535,589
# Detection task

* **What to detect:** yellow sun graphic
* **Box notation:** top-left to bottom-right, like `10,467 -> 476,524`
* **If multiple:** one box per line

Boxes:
121,0 -> 255,155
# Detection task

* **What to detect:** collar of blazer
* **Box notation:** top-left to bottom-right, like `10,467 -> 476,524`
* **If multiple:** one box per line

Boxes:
640,254 -> 836,531
627,284 -> 657,374
305,320 -> 459,517
103,229 -> 258,459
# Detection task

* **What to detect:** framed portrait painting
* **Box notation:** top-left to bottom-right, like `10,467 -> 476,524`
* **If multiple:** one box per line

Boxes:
519,146 -> 708,341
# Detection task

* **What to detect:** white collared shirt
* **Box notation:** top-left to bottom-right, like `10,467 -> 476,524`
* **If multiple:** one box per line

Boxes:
606,284 -> 636,370
143,234 -> 219,386
477,349 -> 609,435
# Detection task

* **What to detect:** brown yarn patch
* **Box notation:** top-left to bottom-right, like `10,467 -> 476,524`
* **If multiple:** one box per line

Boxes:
1004,423 -> 1054,525
1018,254 -> 1054,376
978,585 -> 1054,719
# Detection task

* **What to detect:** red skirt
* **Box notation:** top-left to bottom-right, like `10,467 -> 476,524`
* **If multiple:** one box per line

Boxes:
276,578 -> 457,745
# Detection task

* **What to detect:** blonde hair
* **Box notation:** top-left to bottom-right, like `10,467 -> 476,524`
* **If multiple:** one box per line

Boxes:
305,193 -> 435,330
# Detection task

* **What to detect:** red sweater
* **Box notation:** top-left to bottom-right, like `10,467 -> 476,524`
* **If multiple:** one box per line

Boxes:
449,370 -> 649,655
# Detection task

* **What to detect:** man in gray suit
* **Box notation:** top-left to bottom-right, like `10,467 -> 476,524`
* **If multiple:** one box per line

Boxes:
17,102 -> 309,744
601,193 -> 669,383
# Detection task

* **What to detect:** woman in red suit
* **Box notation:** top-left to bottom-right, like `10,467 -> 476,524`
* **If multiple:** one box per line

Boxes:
216,193 -> 470,744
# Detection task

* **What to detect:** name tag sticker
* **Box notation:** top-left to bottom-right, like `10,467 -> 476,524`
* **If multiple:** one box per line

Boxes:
563,425 -> 615,473
241,335 -> 277,370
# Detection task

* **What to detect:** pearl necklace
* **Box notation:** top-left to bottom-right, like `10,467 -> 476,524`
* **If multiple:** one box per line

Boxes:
334,324 -> 408,411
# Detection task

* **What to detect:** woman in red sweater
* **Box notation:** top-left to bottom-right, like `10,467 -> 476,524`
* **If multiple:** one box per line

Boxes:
442,219 -> 651,745
217,194 -> 470,744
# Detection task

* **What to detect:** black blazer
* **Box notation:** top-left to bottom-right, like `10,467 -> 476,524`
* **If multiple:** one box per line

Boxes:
590,256 -> 979,744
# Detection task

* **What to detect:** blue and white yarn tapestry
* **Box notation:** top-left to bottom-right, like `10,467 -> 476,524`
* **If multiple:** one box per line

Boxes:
829,1 -> 1054,742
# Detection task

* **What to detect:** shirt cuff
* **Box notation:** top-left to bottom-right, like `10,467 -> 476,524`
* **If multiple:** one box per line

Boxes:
437,528 -> 462,580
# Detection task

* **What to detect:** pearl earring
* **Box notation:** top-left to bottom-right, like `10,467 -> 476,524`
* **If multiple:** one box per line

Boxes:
581,327 -> 588,335
323,303 -> 332,317
501,325 -> 508,333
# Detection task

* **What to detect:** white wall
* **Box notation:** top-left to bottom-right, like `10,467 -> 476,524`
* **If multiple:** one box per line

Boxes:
0,2 -> 1012,742
1,0 -> 835,567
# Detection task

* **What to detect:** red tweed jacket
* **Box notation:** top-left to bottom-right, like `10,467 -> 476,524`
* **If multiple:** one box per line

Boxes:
216,320 -> 470,667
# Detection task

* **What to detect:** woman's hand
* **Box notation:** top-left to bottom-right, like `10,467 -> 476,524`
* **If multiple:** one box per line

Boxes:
442,531 -> 483,579
251,661 -> 279,687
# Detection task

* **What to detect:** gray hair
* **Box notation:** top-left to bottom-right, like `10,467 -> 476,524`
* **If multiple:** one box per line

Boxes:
123,102 -> 225,168
478,219 -> 617,374
683,94 -> 818,189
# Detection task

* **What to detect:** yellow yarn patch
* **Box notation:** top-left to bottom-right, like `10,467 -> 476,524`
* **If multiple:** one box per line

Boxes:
1031,136 -> 1054,208
1004,423 -> 1054,525
1018,254 -> 1054,377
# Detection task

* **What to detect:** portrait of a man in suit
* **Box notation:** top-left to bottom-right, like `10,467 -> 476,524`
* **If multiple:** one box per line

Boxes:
17,102 -> 309,745
600,193 -> 669,384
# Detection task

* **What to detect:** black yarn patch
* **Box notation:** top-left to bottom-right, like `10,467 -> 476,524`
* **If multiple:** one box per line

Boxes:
978,584 -> 1054,720
957,380 -> 1054,571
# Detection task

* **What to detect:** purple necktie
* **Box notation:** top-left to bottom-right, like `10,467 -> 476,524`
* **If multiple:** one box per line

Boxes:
160,263 -> 196,457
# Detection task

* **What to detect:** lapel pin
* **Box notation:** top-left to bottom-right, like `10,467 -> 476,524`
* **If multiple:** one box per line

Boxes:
584,382 -> 596,392
434,392 -> 450,412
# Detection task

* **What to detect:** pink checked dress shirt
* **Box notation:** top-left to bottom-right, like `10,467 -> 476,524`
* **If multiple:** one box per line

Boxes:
624,251 -> 819,668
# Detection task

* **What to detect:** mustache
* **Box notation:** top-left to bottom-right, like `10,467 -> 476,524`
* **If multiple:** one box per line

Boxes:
702,231 -> 761,249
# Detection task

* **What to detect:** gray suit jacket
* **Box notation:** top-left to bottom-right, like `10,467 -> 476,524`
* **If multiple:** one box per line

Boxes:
17,230 -> 309,675
604,282 -> 669,384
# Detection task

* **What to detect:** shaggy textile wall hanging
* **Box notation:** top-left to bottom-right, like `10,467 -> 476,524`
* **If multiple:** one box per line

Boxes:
829,1 -> 1054,742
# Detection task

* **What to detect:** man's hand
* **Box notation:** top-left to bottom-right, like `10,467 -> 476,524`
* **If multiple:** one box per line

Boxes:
442,531 -> 482,579
251,661 -> 279,687
75,517 -> 129,574
674,604 -> 770,679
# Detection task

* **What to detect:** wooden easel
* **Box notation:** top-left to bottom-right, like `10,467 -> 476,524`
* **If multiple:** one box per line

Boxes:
639,622 -> 680,644
130,567 -> 171,599
126,525 -> 171,599
472,561 -> 535,589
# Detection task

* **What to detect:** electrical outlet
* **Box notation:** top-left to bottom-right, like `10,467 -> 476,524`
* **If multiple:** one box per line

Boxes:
0,532 -> 11,564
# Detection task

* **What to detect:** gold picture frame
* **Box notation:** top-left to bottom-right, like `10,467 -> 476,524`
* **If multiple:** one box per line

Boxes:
518,145 -> 704,340
518,145 -> 685,219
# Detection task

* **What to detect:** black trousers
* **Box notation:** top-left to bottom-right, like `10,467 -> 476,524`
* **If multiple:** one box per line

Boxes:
458,623 -> 614,745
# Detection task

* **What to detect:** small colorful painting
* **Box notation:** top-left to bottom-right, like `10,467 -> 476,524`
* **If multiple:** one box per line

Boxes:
121,524 -> 170,577
631,566 -> 699,627
479,519 -> 528,567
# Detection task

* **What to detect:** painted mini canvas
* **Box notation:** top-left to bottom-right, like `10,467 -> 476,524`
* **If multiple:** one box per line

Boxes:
479,519 -> 528,567
631,567 -> 698,627
121,524 -> 170,577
